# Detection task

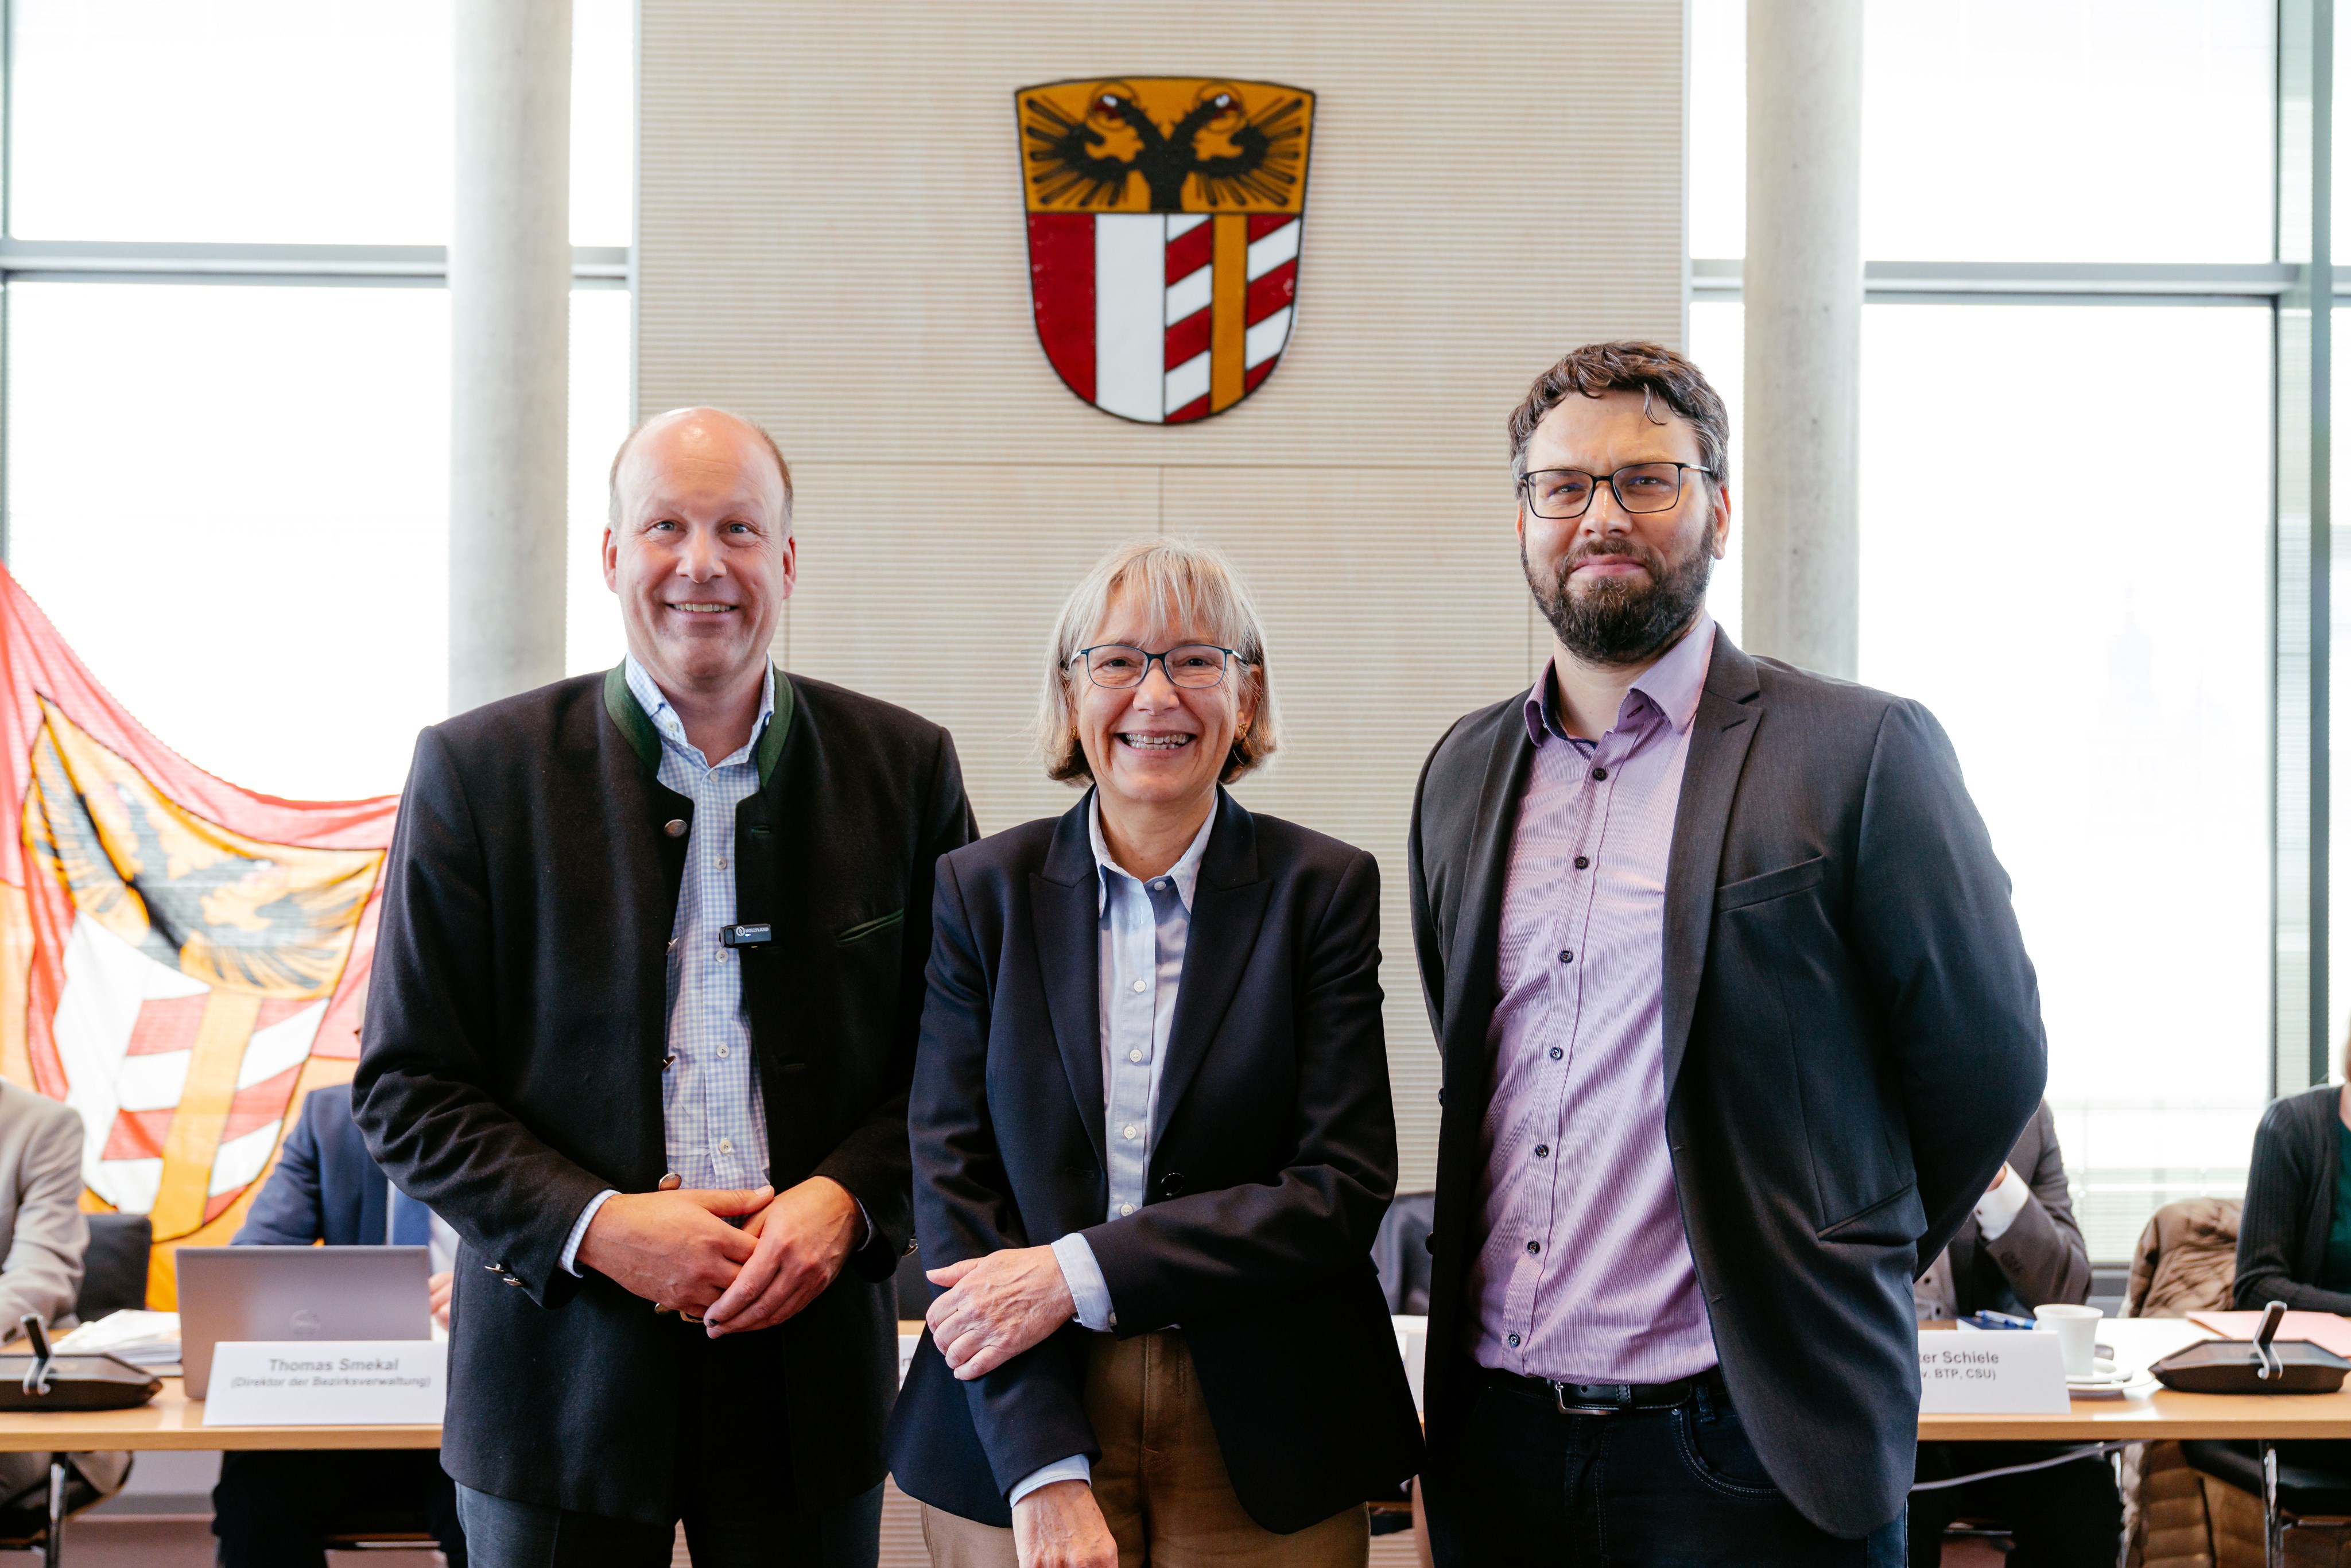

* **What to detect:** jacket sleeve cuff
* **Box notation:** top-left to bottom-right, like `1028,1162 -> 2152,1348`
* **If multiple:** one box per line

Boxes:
1973,1166 -> 2031,1242
560,1190 -> 620,1277
1008,1455 -> 1091,1508
1052,1233 -> 1115,1332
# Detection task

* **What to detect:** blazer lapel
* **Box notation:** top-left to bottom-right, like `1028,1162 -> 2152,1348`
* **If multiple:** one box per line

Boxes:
1033,799 -> 1107,1170
1445,703 -> 1537,1059
1152,790 -> 1267,1143
1661,627 -> 1763,1101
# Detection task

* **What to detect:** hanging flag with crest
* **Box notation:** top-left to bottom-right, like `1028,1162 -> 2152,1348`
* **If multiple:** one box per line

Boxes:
0,566 -> 394,1306
1016,76 -> 1315,424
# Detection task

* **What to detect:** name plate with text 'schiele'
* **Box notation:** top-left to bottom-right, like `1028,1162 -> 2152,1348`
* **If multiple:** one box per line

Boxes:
201,1340 -> 445,1426
1917,1329 -> 2071,1414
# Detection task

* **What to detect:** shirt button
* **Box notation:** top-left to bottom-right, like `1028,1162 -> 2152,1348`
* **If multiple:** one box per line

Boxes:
718,1139 -> 733,1154
719,855 -> 730,870
1132,979 -> 1148,993
1527,1240 -> 1541,1254
1508,1333 -> 1522,1348
1128,1049 -> 1143,1064
1549,1046 -> 1564,1061
1123,1124 -> 1139,1140
1535,1144 -> 1550,1158
1151,880 -> 1165,890
1558,950 -> 1573,964
1120,1204 -> 1135,1216
1591,766 -> 1608,781
717,1045 -> 729,1059
1574,856 -> 1589,870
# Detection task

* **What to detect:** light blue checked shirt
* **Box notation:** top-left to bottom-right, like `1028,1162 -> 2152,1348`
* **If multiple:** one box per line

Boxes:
1014,795 -> 1215,1506
558,657 -> 778,1274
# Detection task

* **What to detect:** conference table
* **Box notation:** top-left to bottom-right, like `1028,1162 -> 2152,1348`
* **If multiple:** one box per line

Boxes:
0,1319 -> 2343,1566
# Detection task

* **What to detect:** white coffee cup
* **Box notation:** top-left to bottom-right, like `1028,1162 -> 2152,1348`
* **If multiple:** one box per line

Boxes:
2034,1303 -> 2103,1376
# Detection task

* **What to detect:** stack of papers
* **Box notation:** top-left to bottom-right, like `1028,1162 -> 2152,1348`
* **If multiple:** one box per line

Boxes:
54,1309 -> 180,1371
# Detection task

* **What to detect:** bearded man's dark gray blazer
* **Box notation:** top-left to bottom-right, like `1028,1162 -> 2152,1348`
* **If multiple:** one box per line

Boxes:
1407,626 -> 2046,1540
352,666 -> 975,1526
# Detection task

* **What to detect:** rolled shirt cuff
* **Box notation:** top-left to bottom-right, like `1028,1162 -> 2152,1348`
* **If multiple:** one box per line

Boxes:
1973,1165 -> 2031,1243
560,1189 -> 620,1278
1008,1455 -> 1091,1509
1051,1232 -> 1116,1332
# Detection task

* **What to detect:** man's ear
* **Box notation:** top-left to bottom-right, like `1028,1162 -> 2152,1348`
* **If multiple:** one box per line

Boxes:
602,527 -> 619,591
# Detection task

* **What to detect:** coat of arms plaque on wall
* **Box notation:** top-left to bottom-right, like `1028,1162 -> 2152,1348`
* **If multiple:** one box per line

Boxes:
1015,76 -> 1315,424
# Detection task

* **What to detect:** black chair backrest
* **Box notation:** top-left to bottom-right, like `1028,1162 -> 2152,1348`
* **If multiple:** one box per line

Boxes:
893,1244 -> 930,1323
75,1213 -> 152,1323
1372,1191 -> 1434,1315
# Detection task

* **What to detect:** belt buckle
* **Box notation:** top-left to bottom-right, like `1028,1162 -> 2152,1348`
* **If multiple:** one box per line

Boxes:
1550,1380 -> 1621,1416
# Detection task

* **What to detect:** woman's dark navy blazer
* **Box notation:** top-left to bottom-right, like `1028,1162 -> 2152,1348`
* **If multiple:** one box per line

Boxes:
886,787 -> 1424,1533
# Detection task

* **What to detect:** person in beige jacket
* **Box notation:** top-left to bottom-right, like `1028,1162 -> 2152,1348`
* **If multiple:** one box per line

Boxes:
0,1079 -> 128,1508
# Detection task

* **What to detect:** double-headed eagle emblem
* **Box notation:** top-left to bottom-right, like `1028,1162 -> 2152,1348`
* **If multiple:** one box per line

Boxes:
1015,77 -> 1316,424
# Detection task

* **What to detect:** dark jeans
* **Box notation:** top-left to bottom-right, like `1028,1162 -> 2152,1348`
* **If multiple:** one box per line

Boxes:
212,1449 -> 465,1568
451,1324 -> 883,1568
1422,1369 -> 1906,1567
1907,1443 -> 2123,1568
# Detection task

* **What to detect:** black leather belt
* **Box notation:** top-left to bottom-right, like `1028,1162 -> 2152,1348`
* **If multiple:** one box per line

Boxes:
1485,1363 -> 1727,1415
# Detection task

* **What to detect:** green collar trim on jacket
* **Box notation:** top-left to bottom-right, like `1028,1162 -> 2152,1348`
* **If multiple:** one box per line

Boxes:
603,662 -> 796,789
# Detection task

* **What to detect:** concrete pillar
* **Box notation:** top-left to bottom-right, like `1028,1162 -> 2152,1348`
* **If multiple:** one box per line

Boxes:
1741,0 -> 1863,680
449,0 -> 572,713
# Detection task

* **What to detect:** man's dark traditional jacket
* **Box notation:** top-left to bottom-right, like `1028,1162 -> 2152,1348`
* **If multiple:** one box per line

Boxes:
354,665 -> 975,1524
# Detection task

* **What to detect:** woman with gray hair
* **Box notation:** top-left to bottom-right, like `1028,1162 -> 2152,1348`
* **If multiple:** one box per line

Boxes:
887,540 -> 1421,1568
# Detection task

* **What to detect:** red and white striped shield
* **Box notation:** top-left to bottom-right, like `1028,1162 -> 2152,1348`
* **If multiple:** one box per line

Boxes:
1016,77 -> 1314,424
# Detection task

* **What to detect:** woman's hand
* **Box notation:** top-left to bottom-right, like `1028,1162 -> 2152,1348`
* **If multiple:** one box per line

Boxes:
925,1245 -> 1078,1380
1012,1479 -> 1118,1568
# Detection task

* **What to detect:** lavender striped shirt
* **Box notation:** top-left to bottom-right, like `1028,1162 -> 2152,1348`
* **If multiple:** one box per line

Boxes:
1466,615 -> 1718,1385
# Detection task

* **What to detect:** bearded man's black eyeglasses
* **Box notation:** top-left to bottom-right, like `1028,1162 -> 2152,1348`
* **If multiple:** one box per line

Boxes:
1518,462 -> 1715,521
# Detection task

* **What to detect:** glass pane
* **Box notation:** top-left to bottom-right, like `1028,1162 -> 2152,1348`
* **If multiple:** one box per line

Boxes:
11,0 -> 632,247
571,0 -> 635,248
1857,303 -> 2271,1257
10,2 -> 455,243
6,283 -> 449,797
7,284 -> 630,801
1687,0 -> 2274,263
567,288 -> 633,674
1685,299 -> 1744,645
1687,0 -> 1747,262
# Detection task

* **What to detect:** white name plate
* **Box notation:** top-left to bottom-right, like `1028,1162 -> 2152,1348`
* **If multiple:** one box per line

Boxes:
203,1340 -> 445,1427
1917,1330 -> 2070,1414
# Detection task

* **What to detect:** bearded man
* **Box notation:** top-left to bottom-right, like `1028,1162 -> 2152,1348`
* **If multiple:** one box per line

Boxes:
1406,341 -> 2045,1565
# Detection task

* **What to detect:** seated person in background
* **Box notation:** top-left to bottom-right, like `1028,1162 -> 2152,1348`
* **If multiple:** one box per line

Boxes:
212,1082 -> 464,1568
2236,1045 -> 2351,1313
1908,1100 -> 2119,1568
0,1078 -> 127,1511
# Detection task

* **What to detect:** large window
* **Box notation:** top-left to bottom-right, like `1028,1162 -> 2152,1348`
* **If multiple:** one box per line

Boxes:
2,0 -> 634,801
1692,0 -> 2284,1259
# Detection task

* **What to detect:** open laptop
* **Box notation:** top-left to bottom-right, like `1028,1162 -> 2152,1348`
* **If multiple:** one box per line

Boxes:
176,1245 -> 432,1399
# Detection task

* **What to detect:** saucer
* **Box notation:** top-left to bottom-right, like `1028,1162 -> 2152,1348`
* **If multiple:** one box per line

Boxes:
2066,1359 -> 2136,1398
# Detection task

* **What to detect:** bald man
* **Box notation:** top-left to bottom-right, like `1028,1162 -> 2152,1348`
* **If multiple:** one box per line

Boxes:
355,409 -> 976,1568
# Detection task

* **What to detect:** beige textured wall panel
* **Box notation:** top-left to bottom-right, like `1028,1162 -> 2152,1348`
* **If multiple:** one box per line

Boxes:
638,0 -> 1685,465
639,0 -> 1685,1191
777,462 -> 1163,831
